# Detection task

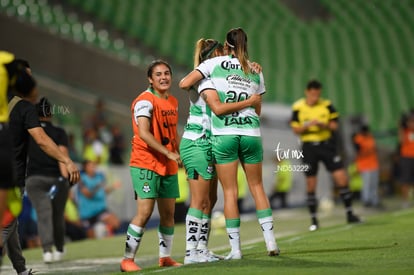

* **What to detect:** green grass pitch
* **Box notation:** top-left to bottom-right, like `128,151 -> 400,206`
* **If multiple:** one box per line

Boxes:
2,202 -> 414,274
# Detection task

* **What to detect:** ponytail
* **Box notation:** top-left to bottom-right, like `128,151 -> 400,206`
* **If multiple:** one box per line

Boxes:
193,39 -> 205,68
226,28 -> 250,75
193,38 -> 223,68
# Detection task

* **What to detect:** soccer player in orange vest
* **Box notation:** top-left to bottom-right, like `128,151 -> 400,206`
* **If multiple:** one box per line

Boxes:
120,60 -> 182,272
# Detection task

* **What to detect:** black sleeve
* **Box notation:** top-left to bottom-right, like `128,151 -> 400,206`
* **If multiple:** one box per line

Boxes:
327,104 -> 337,113
291,110 -> 299,123
21,101 -> 40,130
327,104 -> 339,121
56,127 -> 69,147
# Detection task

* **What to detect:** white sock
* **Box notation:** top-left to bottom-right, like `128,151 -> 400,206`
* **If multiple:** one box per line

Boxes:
197,215 -> 210,250
226,227 -> 241,253
158,226 -> 174,258
258,216 -> 277,251
124,224 -> 144,259
185,214 -> 202,252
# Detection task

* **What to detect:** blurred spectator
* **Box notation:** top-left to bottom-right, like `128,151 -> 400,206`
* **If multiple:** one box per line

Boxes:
347,162 -> 363,200
353,125 -> 380,207
67,133 -> 80,163
17,194 -> 40,249
83,128 -> 109,165
399,108 -> 414,129
109,125 -> 126,165
398,113 -> 414,208
64,196 -> 87,241
76,160 -> 120,238
90,98 -> 108,131
269,159 -> 293,209
91,98 -> 112,146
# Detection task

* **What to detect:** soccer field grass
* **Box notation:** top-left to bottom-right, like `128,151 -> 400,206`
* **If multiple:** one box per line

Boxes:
2,203 -> 414,274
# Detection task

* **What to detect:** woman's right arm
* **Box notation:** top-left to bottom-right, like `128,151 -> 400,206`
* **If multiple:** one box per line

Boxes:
179,70 -> 204,90
201,89 -> 261,116
137,116 -> 181,164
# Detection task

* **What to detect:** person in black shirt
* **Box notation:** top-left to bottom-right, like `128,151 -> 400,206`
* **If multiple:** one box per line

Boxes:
26,97 -> 70,263
7,60 -> 79,187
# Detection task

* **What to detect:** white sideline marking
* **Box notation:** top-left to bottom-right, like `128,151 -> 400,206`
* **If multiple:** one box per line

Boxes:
392,208 -> 414,217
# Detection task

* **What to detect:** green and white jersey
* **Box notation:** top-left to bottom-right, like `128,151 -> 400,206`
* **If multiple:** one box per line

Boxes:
197,55 -> 265,136
182,79 -> 213,140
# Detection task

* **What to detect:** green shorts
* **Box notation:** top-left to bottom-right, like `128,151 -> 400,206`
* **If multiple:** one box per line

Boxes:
179,137 -> 215,180
212,135 -> 263,164
130,167 -> 179,199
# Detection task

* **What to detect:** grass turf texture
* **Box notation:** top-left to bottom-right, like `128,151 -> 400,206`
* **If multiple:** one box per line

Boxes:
2,203 -> 414,274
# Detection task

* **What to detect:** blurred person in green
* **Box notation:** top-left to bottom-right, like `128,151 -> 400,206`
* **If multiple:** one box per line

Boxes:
64,196 -> 87,241
175,168 -> 189,223
347,162 -> 363,201
82,128 -> 109,165
269,159 -> 293,209
237,165 -> 248,214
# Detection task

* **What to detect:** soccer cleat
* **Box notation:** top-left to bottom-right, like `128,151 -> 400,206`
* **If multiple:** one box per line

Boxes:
53,250 -> 64,262
224,250 -> 242,260
199,249 -> 221,262
266,241 -> 280,256
309,217 -> 319,232
268,247 -> 280,256
184,249 -> 207,264
43,252 -> 53,263
18,269 -> 35,275
159,256 -> 182,267
268,250 -> 279,256
207,250 -> 225,260
120,258 -> 141,272
347,214 -> 362,224
309,223 -> 319,232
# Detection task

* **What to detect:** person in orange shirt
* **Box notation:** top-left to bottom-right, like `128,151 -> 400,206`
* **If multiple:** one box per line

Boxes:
353,125 -> 380,207
120,60 -> 182,272
399,114 -> 414,207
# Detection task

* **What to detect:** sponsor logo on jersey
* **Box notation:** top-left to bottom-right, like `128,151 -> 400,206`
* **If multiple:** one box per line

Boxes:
221,60 -> 241,71
224,116 -> 253,126
161,109 -> 177,116
226,74 -> 251,84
